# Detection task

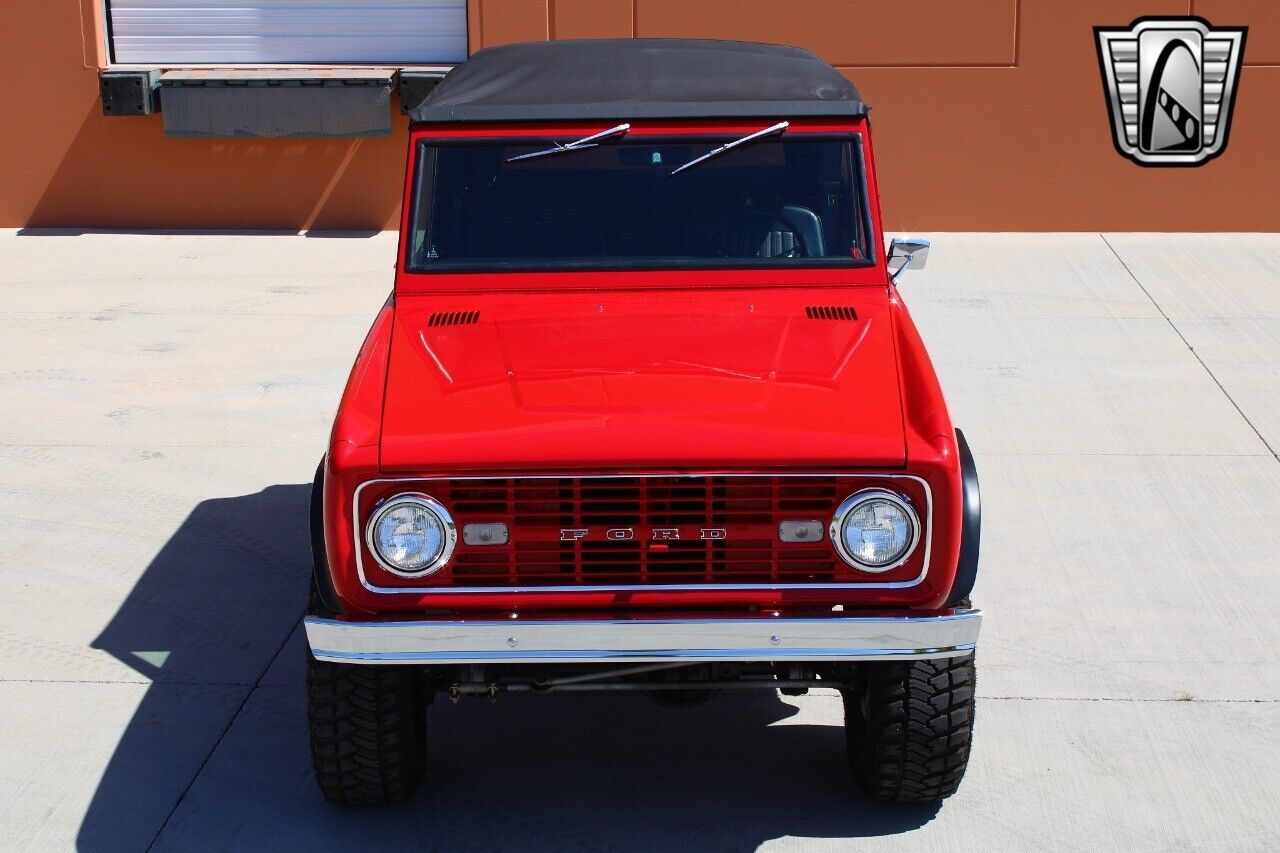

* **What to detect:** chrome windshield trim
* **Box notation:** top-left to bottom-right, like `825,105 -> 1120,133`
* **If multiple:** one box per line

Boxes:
352,473 -> 932,595
306,609 -> 981,665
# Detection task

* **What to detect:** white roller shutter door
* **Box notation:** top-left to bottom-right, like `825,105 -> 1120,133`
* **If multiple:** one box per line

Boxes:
107,0 -> 468,65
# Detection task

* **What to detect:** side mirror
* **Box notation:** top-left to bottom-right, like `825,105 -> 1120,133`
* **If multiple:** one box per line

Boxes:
887,236 -> 931,282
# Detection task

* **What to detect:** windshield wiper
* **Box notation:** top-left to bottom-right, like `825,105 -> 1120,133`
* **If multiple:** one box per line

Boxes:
506,123 -> 631,162
668,121 -> 789,176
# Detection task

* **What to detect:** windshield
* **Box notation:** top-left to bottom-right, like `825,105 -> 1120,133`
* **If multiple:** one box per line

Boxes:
406,134 -> 873,273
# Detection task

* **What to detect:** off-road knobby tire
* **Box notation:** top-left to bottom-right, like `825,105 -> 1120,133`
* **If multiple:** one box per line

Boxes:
307,652 -> 427,806
843,654 -> 975,803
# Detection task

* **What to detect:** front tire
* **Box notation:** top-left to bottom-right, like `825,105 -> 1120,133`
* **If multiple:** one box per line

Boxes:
307,654 -> 427,806
843,654 -> 975,803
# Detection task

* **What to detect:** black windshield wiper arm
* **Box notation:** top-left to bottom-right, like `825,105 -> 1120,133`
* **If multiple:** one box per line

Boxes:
668,121 -> 789,176
506,123 -> 631,162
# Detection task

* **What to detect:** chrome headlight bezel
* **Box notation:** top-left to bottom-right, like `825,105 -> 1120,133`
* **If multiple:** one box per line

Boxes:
830,488 -> 921,573
365,493 -> 457,577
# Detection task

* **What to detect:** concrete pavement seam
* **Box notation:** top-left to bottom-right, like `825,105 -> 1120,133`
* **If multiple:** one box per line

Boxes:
143,610 -> 305,852
0,678 -> 256,686
979,695 -> 1279,703
973,451 -> 1272,458
1100,233 -> 1280,464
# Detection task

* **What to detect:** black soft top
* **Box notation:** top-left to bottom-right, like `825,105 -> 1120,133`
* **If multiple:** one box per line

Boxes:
410,38 -> 865,124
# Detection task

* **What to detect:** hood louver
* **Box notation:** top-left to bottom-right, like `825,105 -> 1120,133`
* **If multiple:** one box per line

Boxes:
805,306 -> 858,321
428,310 -> 480,327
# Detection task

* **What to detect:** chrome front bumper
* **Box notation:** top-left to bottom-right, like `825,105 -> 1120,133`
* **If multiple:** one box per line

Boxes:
305,609 -> 981,665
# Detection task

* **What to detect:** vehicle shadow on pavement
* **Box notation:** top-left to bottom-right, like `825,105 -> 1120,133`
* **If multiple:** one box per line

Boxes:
78,483 -> 313,852
78,484 -> 939,851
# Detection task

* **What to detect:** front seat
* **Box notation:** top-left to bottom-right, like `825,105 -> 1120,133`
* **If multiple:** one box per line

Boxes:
712,206 -> 824,259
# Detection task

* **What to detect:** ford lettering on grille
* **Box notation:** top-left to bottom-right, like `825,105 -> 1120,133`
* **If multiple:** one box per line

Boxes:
559,527 -> 728,541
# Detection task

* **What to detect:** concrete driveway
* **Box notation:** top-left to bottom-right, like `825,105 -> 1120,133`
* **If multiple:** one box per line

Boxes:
1,230 -> 1277,851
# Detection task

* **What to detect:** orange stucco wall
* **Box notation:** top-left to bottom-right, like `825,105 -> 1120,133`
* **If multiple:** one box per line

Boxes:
0,0 -> 1277,231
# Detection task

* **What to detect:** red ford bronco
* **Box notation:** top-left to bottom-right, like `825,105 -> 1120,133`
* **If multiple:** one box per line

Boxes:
306,39 -> 981,806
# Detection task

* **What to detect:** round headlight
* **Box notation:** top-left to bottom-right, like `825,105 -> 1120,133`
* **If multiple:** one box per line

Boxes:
831,489 -> 920,572
366,494 -> 456,576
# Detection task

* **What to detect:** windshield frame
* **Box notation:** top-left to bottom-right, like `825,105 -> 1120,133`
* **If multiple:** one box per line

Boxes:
402,129 -> 878,276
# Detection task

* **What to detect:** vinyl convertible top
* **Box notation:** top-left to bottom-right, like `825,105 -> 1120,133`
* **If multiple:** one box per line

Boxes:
409,38 -> 866,124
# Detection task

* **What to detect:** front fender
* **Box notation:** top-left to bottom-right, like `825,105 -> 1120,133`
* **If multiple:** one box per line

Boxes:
947,428 -> 981,606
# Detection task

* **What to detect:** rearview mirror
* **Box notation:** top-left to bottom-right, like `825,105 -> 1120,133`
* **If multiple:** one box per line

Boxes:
887,236 -> 931,282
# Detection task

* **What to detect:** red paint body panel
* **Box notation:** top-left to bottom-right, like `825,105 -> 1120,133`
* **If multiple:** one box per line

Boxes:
380,288 -> 906,471
321,118 -> 963,617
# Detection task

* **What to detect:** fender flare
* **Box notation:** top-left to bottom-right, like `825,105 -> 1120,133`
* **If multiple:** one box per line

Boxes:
946,429 -> 981,607
310,457 -> 343,616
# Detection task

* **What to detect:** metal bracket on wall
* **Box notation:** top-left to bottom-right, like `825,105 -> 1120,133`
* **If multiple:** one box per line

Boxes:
397,68 -> 449,115
158,68 -> 397,138
100,69 -> 162,116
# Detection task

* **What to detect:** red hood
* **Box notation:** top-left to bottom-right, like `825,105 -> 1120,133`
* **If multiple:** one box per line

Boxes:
379,289 -> 905,471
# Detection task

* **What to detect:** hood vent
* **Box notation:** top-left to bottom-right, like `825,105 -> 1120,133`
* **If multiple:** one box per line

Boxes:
805,306 -> 858,321
428,310 -> 480,327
